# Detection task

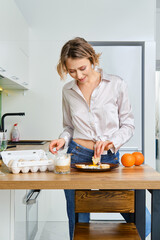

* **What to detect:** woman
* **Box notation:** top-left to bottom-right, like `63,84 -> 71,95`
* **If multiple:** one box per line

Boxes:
49,37 -> 150,240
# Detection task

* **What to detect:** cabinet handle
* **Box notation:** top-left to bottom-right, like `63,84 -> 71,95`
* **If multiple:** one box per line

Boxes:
22,82 -> 28,85
0,67 -> 6,72
25,190 -> 41,205
11,76 -> 19,80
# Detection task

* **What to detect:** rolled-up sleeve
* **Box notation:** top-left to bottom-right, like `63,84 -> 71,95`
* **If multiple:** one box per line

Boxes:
59,89 -> 74,148
109,80 -> 135,152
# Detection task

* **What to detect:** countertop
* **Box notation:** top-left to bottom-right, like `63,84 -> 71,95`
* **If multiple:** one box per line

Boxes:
6,141 -> 50,152
0,141 -> 51,189
1,143 -> 159,240
1,163 -> 160,190
1,142 -> 160,190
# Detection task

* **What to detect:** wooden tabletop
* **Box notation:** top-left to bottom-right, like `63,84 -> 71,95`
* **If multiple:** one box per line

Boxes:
0,164 -> 160,190
1,143 -> 160,190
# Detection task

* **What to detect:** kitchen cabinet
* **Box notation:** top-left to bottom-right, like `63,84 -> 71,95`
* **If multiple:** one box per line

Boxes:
0,190 -> 11,240
0,42 -> 29,90
15,190 -> 41,240
38,190 -> 67,222
0,189 -> 42,240
0,0 -> 29,55
14,190 -> 27,240
0,190 -> 27,240
0,0 -> 29,90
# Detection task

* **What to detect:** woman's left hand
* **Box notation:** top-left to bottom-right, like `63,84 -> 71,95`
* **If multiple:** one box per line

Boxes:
94,140 -> 113,158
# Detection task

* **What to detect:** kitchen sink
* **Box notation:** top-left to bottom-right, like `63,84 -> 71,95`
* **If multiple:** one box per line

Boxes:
7,140 -> 46,145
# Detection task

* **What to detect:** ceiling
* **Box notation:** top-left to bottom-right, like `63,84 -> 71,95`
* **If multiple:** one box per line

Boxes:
14,0 -> 38,26
15,0 -> 160,27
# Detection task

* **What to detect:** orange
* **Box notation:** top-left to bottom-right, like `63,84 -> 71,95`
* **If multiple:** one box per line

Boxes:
132,152 -> 144,166
121,153 -> 135,167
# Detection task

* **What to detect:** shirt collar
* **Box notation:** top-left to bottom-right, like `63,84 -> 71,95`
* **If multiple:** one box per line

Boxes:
65,68 -> 111,90
98,68 -> 112,82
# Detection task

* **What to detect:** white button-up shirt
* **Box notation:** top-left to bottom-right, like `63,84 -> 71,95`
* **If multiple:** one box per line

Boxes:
59,68 -> 135,152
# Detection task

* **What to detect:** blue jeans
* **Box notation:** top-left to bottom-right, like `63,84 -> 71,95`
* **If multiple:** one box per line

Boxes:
64,140 -> 151,240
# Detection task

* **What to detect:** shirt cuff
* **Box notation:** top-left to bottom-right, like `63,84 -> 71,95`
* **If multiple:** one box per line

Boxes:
109,147 -> 115,153
109,137 -> 121,154
99,138 -> 117,154
59,134 -> 71,149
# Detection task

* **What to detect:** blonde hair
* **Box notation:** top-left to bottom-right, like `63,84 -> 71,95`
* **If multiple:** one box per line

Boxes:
57,37 -> 101,80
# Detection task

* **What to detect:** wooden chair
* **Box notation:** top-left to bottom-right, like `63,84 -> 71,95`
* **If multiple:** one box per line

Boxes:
74,190 -> 140,240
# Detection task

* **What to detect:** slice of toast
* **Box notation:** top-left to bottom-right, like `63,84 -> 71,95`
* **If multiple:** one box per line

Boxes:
100,164 -> 110,169
75,164 -> 86,169
92,156 -> 101,165
75,164 -> 100,169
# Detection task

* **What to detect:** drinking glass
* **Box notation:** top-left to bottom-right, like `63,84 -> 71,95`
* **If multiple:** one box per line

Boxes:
54,153 -> 71,174
0,132 -> 7,176
0,132 -> 7,152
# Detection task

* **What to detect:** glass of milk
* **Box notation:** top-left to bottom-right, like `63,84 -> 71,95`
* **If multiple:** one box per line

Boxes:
54,153 -> 71,174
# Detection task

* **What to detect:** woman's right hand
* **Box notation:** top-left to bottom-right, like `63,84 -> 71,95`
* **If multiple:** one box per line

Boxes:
94,140 -> 113,158
49,138 -> 65,154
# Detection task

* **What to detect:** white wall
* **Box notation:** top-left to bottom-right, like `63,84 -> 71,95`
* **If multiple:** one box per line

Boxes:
156,8 -> 160,60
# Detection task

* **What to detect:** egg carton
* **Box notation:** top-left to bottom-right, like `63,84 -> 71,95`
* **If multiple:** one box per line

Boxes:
1,149 -> 54,174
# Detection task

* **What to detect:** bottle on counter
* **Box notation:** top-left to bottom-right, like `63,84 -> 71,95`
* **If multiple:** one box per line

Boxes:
11,123 -> 20,142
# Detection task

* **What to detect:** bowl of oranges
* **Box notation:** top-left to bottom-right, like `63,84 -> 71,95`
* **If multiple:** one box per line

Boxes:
121,152 -> 144,167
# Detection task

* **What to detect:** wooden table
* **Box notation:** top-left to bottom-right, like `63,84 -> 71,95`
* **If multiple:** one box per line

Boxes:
0,164 -> 160,240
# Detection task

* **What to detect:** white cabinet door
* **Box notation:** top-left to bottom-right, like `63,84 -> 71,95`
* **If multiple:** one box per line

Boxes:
0,190 -> 11,240
38,190 -> 68,222
8,45 -> 29,87
0,42 -> 29,89
0,0 -> 29,55
0,0 -> 29,90
14,190 -> 27,240
17,49 -> 29,87
0,42 -> 12,77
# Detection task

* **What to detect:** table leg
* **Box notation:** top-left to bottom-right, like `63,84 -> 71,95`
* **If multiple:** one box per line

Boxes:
135,190 -> 145,240
151,190 -> 160,240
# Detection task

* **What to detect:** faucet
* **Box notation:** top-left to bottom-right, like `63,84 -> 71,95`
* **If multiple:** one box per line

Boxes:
0,112 -> 25,132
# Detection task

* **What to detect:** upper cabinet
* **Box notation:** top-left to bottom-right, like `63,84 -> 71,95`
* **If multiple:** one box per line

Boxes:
0,42 -> 29,89
0,0 -> 29,90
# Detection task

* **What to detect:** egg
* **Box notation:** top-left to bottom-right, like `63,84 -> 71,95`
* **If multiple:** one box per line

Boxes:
8,160 -> 14,168
12,168 -> 20,174
30,166 -> 39,173
39,166 -> 47,172
21,167 -> 30,173
48,165 -> 54,171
